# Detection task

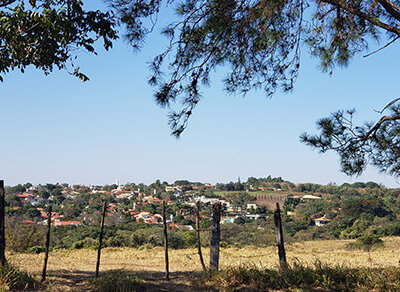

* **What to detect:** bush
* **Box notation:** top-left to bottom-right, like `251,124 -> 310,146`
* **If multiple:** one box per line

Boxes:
5,218 -> 46,252
26,245 -> 45,254
345,234 -> 383,251
168,232 -> 186,249
89,271 -> 144,292
105,230 -> 131,247
72,237 -> 98,249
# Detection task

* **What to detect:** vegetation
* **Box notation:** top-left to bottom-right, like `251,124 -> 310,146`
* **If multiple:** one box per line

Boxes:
199,264 -> 400,291
345,234 -> 384,251
7,237 -> 400,290
4,177 -> 400,253
89,271 -> 144,292
0,264 -> 38,291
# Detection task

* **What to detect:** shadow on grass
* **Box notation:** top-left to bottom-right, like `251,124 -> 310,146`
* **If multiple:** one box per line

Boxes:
45,269 -> 214,292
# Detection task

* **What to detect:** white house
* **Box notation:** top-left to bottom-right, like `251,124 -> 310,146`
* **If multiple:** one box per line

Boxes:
314,216 -> 331,226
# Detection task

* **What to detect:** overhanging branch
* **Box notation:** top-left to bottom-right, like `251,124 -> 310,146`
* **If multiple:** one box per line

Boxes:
320,0 -> 400,36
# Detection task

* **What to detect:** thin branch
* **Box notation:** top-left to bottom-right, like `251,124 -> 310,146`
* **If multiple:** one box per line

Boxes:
318,7 -> 336,20
363,36 -> 400,57
374,97 -> 400,114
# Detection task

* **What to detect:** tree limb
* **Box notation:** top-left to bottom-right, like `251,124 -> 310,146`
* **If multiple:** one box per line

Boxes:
377,0 -> 400,21
0,0 -> 16,7
320,0 -> 400,36
364,115 -> 400,140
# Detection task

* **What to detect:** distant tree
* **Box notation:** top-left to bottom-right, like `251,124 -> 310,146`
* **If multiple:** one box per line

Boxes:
6,184 -> 26,193
25,206 -> 40,219
255,206 -> 268,215
39,189 -> 50,200
199,218 -> 211,229
343,198 -> 389,218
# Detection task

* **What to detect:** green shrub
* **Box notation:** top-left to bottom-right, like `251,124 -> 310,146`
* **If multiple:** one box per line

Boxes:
345,234 -> 384,251
26,245 -> 45,254
167,232 -> 186,249
137,243 -> 153,250
89,271 -> 144,292
105,230 -> 131,247
72,237 -> 98,249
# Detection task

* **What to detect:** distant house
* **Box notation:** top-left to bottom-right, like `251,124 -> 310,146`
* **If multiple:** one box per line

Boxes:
142,196 -> 163,203
314,216 -> 331,226
21,220 -> 35,224
165,186 -> 183,193
302,194 -> 322,200
246,203 -> 257,210
52,220 -> 82,226
245,214 -> 261,220
115,191 -> 134,199
134,212 -> 161,224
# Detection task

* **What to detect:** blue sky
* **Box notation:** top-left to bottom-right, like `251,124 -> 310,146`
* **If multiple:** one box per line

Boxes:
1,5 -> 399,187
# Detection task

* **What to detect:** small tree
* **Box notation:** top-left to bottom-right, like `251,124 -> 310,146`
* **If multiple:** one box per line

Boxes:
346,234 -> 384,264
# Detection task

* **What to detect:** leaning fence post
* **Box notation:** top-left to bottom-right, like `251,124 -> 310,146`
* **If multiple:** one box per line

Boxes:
95,201 -> 107,278
162,201 -> 170,280
196,201 -> 206,271
41,205 -> 52,282
210,202 -> 221,270
0,180 -> 5,267
274,202 -> 287,267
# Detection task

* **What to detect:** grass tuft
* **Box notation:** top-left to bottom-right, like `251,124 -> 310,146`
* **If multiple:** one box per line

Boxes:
0,263 -> 39,291
89,271 -> 144,292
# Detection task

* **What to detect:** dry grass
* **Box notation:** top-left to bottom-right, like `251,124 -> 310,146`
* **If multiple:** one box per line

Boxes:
7,237 -> 400,290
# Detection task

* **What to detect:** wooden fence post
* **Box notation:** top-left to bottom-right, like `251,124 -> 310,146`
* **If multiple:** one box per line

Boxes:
41,205 -> 52,282
0,180 -> 5,267
95,201 -> 107,278
163,201 -> 169,280
274,202 -> 287,267
210,202 -> 221,270
196,201 -> 206,271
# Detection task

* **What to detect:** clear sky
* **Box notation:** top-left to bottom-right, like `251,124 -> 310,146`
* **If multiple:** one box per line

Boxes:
1,4 -> 399,187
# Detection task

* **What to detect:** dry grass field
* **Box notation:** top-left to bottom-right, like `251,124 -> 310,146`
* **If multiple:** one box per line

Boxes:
8,237 -> 400,291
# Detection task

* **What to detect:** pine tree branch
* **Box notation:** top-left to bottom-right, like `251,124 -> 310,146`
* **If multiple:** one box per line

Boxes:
377,0 -> 400,21
0,0 -> 16,7
363,36 -> 400,57
320,0 -> 400,36
364,115 -> 400,140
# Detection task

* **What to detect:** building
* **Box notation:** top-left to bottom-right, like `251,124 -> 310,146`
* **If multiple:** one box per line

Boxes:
302,194 -> 322,200
246,203 -> 257,210
314,216 -> 331,226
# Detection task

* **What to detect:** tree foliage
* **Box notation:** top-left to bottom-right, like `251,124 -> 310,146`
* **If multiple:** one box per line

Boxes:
0,0 -> 117,81
301,101 -> 400,177
109,0 -> 400,137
